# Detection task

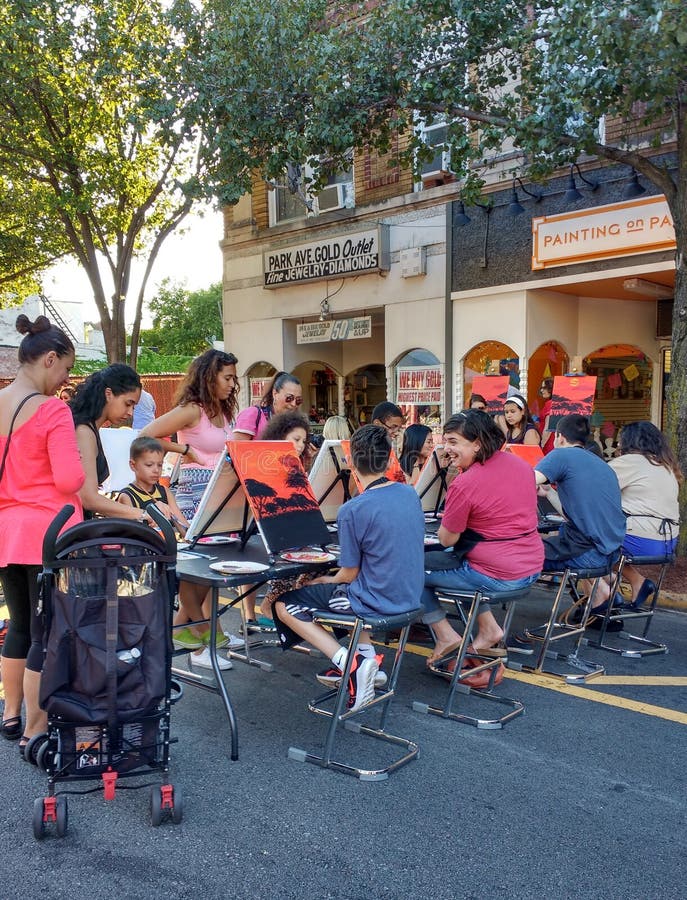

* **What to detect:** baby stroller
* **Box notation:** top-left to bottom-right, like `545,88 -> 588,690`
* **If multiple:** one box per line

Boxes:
30,505 -> 181,839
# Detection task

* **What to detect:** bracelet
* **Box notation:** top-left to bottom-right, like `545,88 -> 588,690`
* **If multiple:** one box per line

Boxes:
181,443 -> 190,456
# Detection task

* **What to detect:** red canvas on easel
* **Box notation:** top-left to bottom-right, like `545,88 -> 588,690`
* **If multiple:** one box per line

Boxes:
551,375 -> 597,418
227,440 -> 330,553
340,441 -> 407,493
470,376 -> 510,413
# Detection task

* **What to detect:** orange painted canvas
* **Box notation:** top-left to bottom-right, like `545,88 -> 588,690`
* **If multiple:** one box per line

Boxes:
551,375 -> 597,418
470,376 -> 509,413
227,440 -> 330,552
504,444 -> 544,467
340,440 -> 407,492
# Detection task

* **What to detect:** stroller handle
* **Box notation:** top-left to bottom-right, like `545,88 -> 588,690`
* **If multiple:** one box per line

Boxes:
43,504 -> 75,563
147,504 -> 178,556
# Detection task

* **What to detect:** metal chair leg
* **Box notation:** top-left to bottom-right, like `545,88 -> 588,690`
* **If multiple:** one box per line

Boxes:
287,610 -> 421,780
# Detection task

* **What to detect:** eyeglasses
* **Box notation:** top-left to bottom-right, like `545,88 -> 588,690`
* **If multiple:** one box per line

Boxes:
284,395 -> 303,405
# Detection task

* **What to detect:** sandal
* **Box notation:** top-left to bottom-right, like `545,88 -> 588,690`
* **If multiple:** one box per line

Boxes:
1,716 -> 22,741
18,734 -> 29,758
426,639 -> 463,668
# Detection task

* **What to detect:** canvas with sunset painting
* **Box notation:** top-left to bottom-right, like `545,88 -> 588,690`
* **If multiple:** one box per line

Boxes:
549,375 -> 597,429
470,375 -> 510,413
227,441 -> 330,553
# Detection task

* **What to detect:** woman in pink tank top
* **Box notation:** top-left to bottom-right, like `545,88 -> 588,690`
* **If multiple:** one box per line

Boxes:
140,349 -> 240,667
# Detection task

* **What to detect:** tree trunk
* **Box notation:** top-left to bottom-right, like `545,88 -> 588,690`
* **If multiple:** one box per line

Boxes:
667,201 -> 687,555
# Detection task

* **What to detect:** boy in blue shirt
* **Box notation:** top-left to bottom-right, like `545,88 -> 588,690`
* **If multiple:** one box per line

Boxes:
270,425 -> 425,711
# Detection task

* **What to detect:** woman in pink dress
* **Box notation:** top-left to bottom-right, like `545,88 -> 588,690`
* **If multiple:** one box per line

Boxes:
0,316 -> 85,754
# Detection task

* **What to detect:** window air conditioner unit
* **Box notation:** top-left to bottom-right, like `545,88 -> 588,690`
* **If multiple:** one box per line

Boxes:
419,122 -> 452,179
317,182 -> 353,212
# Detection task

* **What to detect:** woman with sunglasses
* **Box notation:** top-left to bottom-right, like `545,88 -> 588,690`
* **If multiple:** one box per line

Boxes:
140,349 -> 242,667
232,370 -> 303,440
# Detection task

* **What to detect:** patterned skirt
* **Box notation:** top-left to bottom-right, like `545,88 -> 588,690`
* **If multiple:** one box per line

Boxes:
175,465 -> 212,521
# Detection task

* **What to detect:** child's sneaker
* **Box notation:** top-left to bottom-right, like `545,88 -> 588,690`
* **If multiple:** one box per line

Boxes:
189,647 -> 233,670
316,655 -> 387,689
173,627 -> 203,650
346,653 -> 379,711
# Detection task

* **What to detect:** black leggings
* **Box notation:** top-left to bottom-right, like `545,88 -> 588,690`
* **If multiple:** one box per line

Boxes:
0,564 -> 43,672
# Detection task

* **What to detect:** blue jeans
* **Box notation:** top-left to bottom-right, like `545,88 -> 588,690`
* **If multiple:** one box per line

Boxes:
421,562 -> 539,624
542,548 -> 618,573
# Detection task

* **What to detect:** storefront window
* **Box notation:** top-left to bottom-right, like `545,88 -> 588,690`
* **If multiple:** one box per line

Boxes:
345,364 -> 387,426
245,361 -> 276,407
292,362 -> 341,427
463,341 -> 519,404
528,341 -> 569,419
394,349 -> 442,430
661,348 -> 671,432
584,344 -> 653,453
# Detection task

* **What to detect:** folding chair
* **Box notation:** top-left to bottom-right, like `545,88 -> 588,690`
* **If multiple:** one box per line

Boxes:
582,553 -> 673,657
507,565 -> 609,683
413,586 -> 530,729
287,608 -> 422,781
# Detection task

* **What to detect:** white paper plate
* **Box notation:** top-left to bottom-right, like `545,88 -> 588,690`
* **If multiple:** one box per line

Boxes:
280,550 -> 336,564
196,535 -> 240,545
177,551 -> 198,561
424,535 -> 441,546
326,524 -> 338,533
325,544 -> 341,554
209,560 -> 270,574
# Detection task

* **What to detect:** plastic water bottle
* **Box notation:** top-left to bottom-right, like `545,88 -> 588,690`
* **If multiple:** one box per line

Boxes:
117,647 -> 141,664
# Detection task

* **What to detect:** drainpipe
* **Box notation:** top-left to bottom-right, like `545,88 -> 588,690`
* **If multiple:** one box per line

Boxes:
445,202 -> 454,415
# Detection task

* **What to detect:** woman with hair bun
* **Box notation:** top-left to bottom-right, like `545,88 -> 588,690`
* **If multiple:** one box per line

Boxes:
0,315 -> 85,753
70,363 -> 145,521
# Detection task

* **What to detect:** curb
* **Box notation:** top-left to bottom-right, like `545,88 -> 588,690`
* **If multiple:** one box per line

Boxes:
658,592 -> 687,612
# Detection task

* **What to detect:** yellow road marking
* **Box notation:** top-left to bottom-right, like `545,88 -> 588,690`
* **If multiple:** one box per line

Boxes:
503,669 -> 687,725
394,642 -> 687,726
591,676 -> 687,686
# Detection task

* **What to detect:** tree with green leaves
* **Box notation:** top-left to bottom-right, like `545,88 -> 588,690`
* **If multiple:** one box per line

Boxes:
0,0 -> 207,363
138,280 -> 223,358
199,0 -> 687,547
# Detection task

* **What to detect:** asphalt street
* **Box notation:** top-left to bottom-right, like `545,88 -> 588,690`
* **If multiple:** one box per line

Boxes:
1,589 -> 686,900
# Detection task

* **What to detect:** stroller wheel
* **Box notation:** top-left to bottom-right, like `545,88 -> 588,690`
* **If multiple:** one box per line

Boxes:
55,796 -> 68,838
33,798 -> 46,840
150,786 -> 163,827
171,785 -> 183,824
36,739 -> 57,774
25,733 -> 49,767
169,678 -> 184,705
